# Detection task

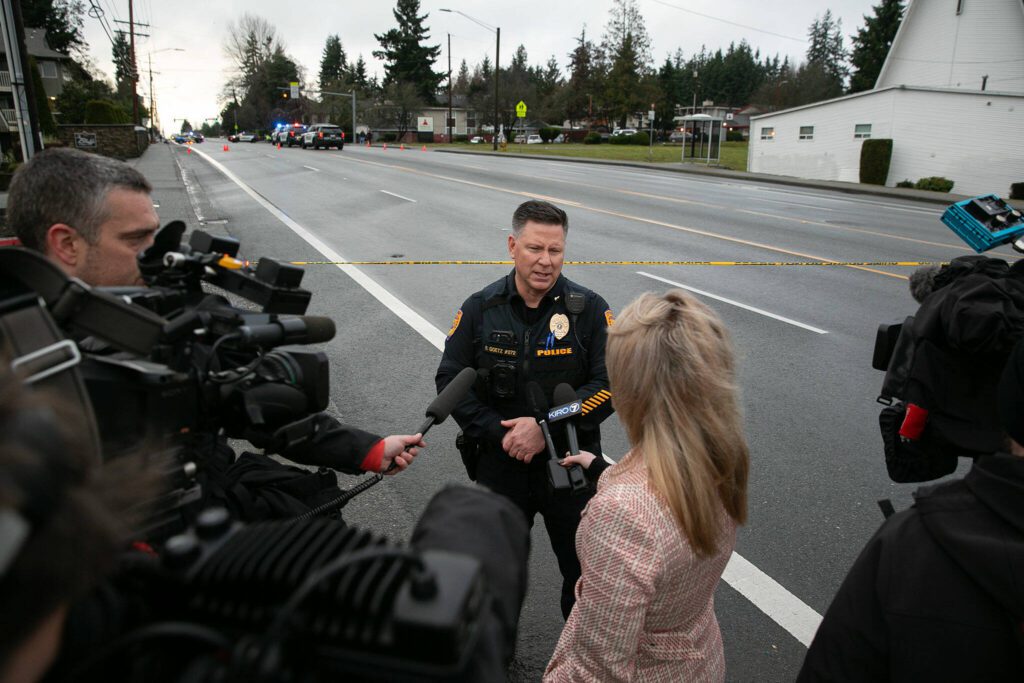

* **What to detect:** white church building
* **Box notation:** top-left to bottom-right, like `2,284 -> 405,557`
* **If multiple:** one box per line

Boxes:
747,0 -> 1024,197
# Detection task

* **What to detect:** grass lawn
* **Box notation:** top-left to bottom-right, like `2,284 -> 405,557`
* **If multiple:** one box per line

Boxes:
432,140 -> 749,171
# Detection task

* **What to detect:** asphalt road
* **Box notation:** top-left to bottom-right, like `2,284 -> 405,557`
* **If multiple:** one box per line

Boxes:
163,139 -> 1006,682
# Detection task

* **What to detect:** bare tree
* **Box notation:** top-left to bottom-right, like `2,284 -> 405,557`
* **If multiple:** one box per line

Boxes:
223,14 -> 282,80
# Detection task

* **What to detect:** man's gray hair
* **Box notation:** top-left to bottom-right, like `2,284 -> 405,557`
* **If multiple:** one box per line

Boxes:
7,148 -> 152,252
511,200 -> 569,236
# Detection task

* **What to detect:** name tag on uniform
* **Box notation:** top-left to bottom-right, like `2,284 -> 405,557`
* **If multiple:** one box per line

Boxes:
485,345 -> 517,357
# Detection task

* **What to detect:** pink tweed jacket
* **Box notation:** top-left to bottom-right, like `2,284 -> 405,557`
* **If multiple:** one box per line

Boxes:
544,450 -> 737,682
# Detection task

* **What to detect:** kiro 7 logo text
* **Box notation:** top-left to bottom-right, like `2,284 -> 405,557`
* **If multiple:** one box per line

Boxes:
547,401 -> 582,422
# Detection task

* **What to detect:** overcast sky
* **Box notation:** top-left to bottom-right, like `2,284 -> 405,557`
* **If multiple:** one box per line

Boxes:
79,0 -> 880,132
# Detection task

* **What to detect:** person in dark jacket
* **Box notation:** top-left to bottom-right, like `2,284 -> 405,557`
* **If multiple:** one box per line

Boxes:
435,199 -> 615,619
798,338 -> 1024,682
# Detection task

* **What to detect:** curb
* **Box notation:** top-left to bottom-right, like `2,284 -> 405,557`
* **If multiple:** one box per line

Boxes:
433,148 -> 969,207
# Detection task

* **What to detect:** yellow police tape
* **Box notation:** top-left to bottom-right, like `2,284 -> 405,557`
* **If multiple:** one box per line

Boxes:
287,259 -> 944,267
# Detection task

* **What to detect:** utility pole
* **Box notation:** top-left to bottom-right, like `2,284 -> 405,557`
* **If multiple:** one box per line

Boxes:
1,0 -> 43,158
115,3 -> 149,126
447,33 -> 452,142
494,27 -> 499,151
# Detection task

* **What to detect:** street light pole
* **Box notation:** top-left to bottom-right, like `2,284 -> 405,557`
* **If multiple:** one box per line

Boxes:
440,9 -> 500,151
447,33 -> 452,142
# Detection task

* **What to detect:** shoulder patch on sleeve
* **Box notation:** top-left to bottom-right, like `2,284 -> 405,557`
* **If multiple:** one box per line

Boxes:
447,309 -> 464,338
604,309 -> 615,327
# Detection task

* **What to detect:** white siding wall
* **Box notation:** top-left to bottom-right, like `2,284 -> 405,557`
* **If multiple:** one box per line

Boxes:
748,88 -> 1024,197
877,0 -> 1024,92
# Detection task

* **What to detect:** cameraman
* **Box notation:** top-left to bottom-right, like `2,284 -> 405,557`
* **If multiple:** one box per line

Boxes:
797,338 -> 1024,681
6,148 -> 424,497
0,368 -> 146,683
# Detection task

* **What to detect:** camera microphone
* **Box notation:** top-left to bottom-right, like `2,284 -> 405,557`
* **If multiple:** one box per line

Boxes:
551,383 -> 583,456
236,315 -> 336,346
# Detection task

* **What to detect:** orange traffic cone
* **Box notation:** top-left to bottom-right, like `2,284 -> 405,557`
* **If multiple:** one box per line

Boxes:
400,143 -> 405,151
222,144 -> 229,152
187,147 -> 191,154
383,143 -> 387,150
421,145 -> 427,152
276,142 -> 281,150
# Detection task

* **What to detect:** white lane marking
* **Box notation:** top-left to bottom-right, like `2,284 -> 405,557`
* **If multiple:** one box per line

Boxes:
303,165 -> 320,172
189,144 -> 824,648
189,146 -> 444,349
637,271 -> 829,335
264,154 -> 275,159
380,190 -> 417,203
723,552 -> 822,647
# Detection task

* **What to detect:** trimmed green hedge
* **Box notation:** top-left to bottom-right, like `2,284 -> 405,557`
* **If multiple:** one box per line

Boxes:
915,176 -> 955,193
583,132 -> 602,145
539,127 -> 560,143
84,100 -> 129,124
859,138 -> 893,185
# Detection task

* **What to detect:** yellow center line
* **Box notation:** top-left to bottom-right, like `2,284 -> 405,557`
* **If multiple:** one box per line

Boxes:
332,154 -> 909,280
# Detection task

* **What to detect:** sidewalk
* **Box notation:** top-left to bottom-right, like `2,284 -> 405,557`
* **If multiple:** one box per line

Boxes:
435,148 -> 971,206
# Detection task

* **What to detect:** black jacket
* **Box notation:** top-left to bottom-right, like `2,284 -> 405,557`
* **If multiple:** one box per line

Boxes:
436,271 -> 614,457
798,453 -> 1024,682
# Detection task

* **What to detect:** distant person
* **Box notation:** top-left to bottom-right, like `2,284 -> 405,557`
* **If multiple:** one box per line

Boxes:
797,337 -> 1024,682
544,289 -> 749,682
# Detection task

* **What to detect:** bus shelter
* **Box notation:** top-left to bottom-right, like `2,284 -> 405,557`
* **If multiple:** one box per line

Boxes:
679,114 -> 724,164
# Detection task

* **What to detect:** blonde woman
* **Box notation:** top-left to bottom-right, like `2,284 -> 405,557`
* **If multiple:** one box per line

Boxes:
544,289 -> 749,682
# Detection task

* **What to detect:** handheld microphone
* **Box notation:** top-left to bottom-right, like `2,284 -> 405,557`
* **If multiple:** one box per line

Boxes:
526,382 -> 560,461
236,315 -> 336,346
419,367 -> 477,435
549,384 -> 589,493
383,367 -> 479,474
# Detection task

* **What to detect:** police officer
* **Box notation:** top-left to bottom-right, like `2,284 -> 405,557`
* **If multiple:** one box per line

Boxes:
436,199 -> 614,619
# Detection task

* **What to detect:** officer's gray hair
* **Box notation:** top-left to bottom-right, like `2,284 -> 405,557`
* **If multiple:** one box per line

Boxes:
511,200 -> 568,236
8,148 -> 152,253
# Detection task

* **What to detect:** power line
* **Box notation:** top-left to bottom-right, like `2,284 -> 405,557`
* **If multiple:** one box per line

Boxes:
648,0 -> 807,44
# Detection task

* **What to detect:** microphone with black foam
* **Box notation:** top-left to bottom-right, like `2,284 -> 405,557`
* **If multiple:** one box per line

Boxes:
551,383 -> 589,493
384,366 -> 478,473
236,315 -> 336,347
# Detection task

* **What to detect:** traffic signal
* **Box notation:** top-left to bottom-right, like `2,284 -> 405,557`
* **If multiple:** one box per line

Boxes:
281,91 -> 289,100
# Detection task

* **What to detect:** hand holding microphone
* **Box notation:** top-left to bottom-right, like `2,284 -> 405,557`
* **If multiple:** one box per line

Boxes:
382,367 -> 477,474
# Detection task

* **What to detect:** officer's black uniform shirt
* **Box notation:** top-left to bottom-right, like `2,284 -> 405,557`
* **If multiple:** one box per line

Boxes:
436,270 -> 614,456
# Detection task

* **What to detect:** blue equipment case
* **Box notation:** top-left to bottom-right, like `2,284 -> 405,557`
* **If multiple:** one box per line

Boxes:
941,195 -> 1024,253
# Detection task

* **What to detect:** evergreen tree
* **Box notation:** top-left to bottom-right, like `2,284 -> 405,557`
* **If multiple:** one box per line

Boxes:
602,0 -> 652,71
848,0 -> 904,93
318,34 -> 347,91
180,118 -> 192,133
453,59 -> 470,96
604,32 -> 646,128
20,0 -> 86,55
111,31 -> 133,95
351,55 -> 370,90
806,10 -> 849,94
373,0 -> 443,103
565,27 -> 600,126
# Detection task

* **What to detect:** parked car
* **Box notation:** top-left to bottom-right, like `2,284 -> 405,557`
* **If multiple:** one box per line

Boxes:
469,136 -> 484,144
526,134 -> 543,144
237,131 -> 257,143
227,133 -> 239,142
273,123 -> 306,146
301,123 -> 345,150
611,128 -> 638,137
669,130 -> 692,143
190,132 -> 204,143
173,134 -> 187,144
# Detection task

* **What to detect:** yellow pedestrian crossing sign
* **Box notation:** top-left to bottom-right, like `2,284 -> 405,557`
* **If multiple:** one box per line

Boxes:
516,101 -> 527,118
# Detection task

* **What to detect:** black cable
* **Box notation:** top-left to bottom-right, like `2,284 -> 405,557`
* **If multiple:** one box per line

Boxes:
292,474 -> 384,521
64,621 -> 232,681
